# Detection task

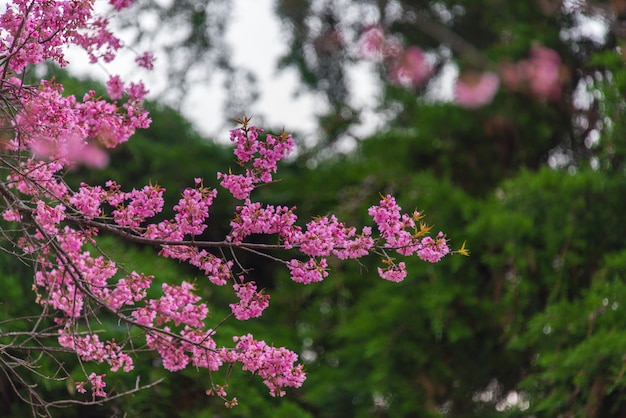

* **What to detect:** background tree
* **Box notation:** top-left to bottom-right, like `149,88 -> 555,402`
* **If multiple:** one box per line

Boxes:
268,1 -> 626,417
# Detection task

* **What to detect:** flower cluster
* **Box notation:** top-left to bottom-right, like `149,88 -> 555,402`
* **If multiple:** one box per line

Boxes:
58,330 -> 134,373
0,0 -> 122,72
227,199 -> 299,245
1,0 -> 151,169
13,78 -> 150,168
369,195 -> 450,280
218,123 -> 295,199
287,258 -> 329,284
228,334 -> 306,397
75,373 -> 107,399
230,280 -> 270,320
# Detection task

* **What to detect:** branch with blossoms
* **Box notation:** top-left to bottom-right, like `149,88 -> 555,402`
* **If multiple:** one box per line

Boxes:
0,116 -> 456,402
0,1 -> 463,416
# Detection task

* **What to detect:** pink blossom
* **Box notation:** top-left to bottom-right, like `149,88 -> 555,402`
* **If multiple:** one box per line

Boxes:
75,381 -> 87,394
72,16 -> 123,64
181,327 -> 222,370
14,79 -> 149,163
149,282 -> 209,328
368,195 -> 415,251
527,46 -> 562,101
226,334 -> 306,397
111,185 -> 165,228
332,227 -> 375,260
230,280 -> 270,320
287,258 -> 329,284
218,172 -> 256,200
146,332 -> 190,372
299,215 -> 344,256
80,143 -> 110,168
218,126 -> 294,199
0,1 -> 123,71
417,232 -> 450,263
2,208 -> 21,222
58,330 -> 134,373
230,125 -> 261,162
369,195 -> 450,276
389,46 -> 432,88
69,184 -> 105,219
31,134 -> 109,168
88,373 -> 107,398
135,51 -> 155,70
455,72 -> 500,108
126,81 -> 149,102
357,24 -> 402,60
499,46 -> 562,101
358,25 -> 385,59
106,75 -> 125,100
173,185 -> 217,236
109,0 -> 135,11
33,201 -> 66,235
7,160 -> 68,199
227,199 -> 299,244
109,272 -> 153,309
35,268 -> 84,317
377,261 -> 407,282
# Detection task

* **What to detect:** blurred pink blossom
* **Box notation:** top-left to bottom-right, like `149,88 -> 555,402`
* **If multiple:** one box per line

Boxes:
357,24 -> 402,60
31,135 -> 109,169
106,75 -> 124,100
135,51 -> 155,70
389,46 -> 432,88
527,46 -> 562,101
455,71 -> 500,108
499,46 -> 562,101
109,0 -> 134,11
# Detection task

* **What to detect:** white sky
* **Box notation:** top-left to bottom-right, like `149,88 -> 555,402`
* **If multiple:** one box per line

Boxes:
64,0 -> 329,141
63,0 -> 385,144
191,0 -> 324,136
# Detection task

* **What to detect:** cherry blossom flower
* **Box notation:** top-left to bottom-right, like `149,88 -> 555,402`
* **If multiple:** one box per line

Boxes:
455,71 -> 500,108
135,51 -> 155,70
389,46 -> 432,88
106,75 -> 125,100
109,0 -> 135,11
527,46 -> 562,101
499,46 -> 563,101
357,24 -> 402,60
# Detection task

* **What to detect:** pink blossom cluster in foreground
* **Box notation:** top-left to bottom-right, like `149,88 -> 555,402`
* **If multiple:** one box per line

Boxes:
0,0 -> 455,409
4,116 -> 451,403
